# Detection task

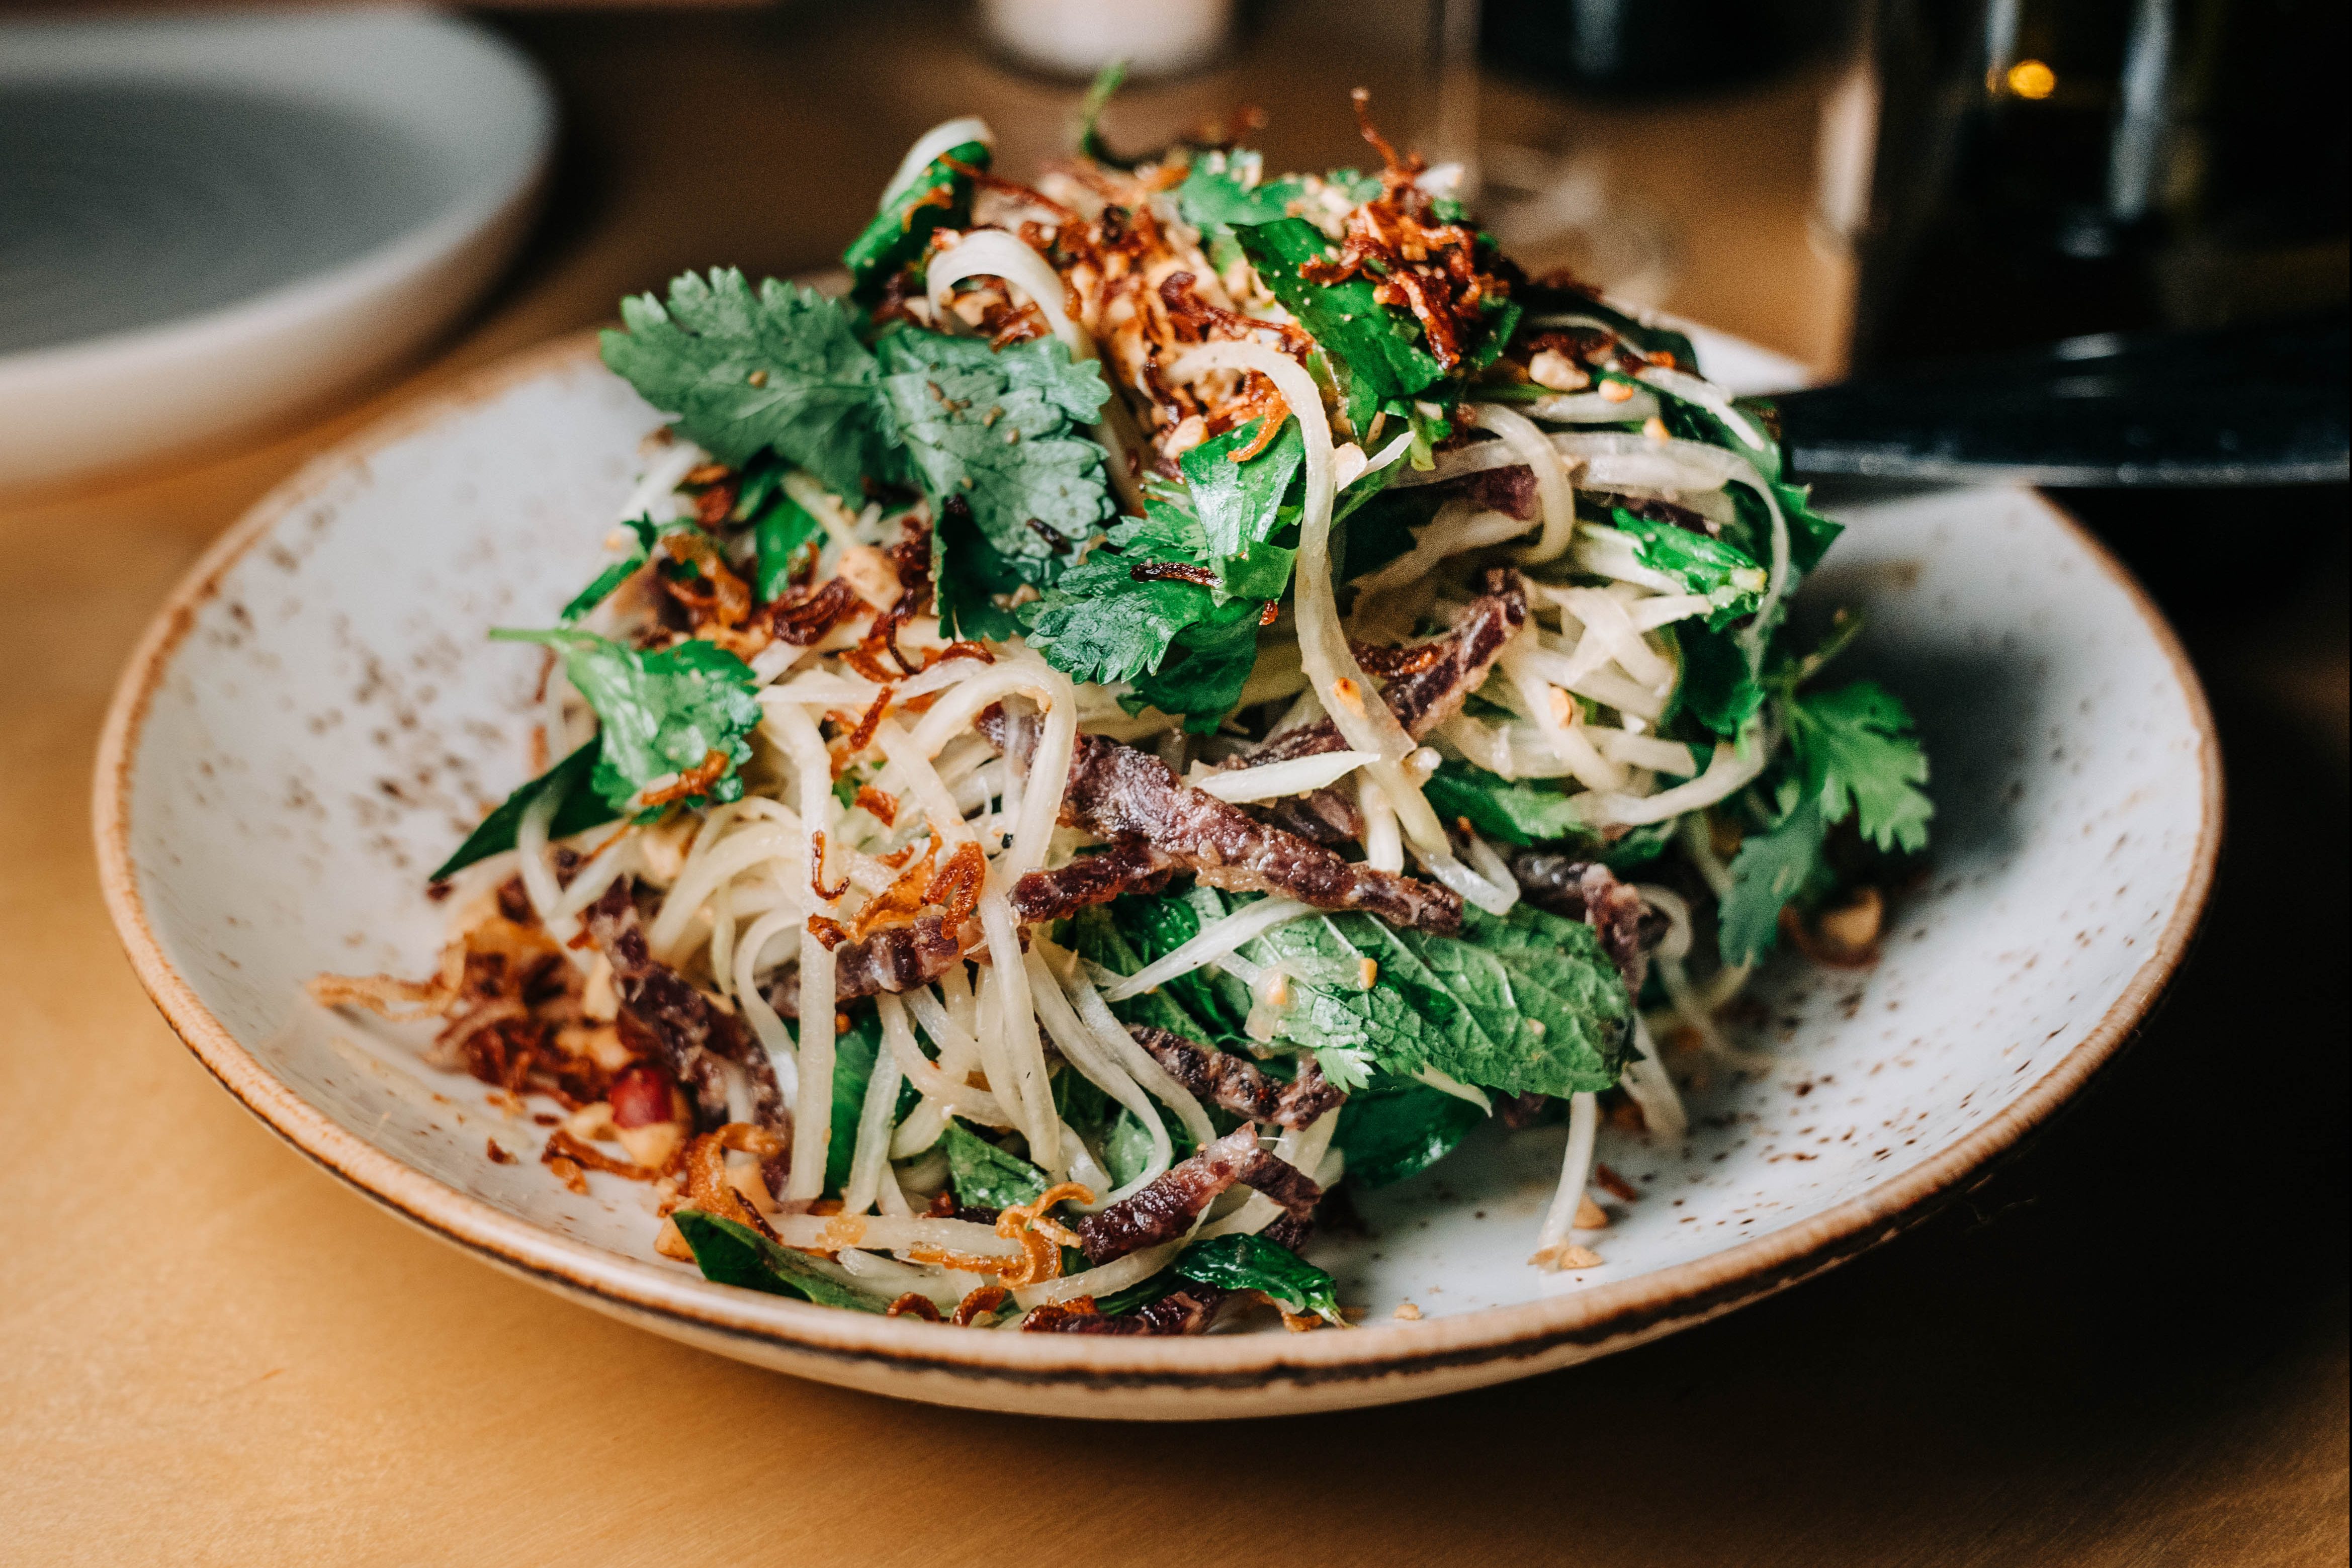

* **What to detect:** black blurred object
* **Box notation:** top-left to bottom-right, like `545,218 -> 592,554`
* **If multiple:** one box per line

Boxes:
1848,0 -> 2350,370
1481,0 -> 1841,96
1777,314 -> 2351,485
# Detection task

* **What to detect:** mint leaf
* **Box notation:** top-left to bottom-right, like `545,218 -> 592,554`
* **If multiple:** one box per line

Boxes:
1718,791 -> 1827,965
1421,758 -> 1588,848
1235,218 -> 1445,432
429,740 -> 618,882
843,140 -> 986,300
1786,680 -> 1934,853
490,629 -> 760,816
943,1120 -> 1052,1210
599,271 -> 898,498
670,1210 -> 891,1312
1172,1233 -> 1346,1326
875,329 -> 1113,566
1333,1073 -> 1488,1188
1609,507 -> 1769,628
1142,892 -> 1633,1098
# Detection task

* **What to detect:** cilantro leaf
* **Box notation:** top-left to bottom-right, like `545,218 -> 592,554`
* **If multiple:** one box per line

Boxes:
1020,495 -> 1267,731
559,514 -> 702,624
875,328 -> 1113,566
1717,791 -> 1827,965
1669,622 -> 1768,739
1171,1233 -> 1346,1327
943,1120 -> 1053,1211
1608,507 -> 1769,628
744,483 -> 824,602
670,1210 -> 891,1311
1235,218 -> 1445,432
429,740 -> 618,882
1421,759 -> 1588,847
1125,611 -> 1265,730
490,629 -> 760,816
1785,680 -> 1934,853
842,139 -> 986,300
1182,415 -> 1303,569
1021,502 -> 1219,685
599,271 -> 899,498
1177,151 -> 1308,239
1333,1072 -> 1488,1188
933,495 -> 1050,642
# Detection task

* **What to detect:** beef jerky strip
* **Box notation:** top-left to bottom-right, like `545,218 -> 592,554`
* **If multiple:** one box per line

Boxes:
1025,1213 -> 1315,1336
1074,1124 -> 1318,1266
1004,838 -> 1180,925
767,913 -> 963,1018
1128,1025 -> 1344,1130
767,843 -> 1178,1016
1243,567 -> 1528,771
582,883 -> 789,1169
979,710 -> 1462,934
1508,853 -> 1657,997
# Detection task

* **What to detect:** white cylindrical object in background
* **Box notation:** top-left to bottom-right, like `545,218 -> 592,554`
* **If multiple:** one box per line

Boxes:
979,0 -> 1235,79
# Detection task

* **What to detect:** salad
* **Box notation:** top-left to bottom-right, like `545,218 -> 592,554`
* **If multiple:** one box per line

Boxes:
313,81 -> 1931,1335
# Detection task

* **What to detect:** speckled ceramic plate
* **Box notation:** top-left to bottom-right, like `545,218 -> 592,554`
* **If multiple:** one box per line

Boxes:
94,334 -> 2220,1420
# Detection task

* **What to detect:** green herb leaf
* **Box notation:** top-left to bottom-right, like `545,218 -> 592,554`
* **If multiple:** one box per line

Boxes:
749,488 -> 824,603
559,514 -> 699,625
1717,791 -> 1827,965
822,1008 -> 887,1195
1608,507 -> 1769,628
489,629 -> 760,816
1669,622 -> 1768,739
669,1210 -> 891,1312
1020,496 -> 1266,731
1181,415 -> 1304,564
843,141 -> 986,300
876,328 -> 1113,568
1334,1072 -> 1489,1188
942,1120 -> 1052,1210
429,740 -> 618,882
1119,890 -> 1635,1098
931,497 -> 1049,641
1177,151 -> 1308,240
1785,680 -> 1934,853
1235,218 -> 1445,432
599,270 -> 900,498
1171,1233 -> 1346,1326
1421,758 -> 1588,847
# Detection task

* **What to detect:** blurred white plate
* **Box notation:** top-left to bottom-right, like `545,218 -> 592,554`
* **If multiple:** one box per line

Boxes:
0,8 -> 553,491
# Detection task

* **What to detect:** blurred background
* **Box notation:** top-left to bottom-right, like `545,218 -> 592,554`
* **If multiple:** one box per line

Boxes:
1,4 -> 2343,1559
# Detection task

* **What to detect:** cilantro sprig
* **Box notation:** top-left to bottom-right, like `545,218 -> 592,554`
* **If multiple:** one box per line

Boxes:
490,629 -> 762,817
600,271 -> 902,499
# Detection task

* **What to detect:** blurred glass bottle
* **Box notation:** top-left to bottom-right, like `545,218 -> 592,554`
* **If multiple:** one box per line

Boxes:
1826,0 -> 2350,368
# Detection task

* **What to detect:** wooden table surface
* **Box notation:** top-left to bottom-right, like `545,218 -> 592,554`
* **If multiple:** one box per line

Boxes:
4,8 -> 2344,1564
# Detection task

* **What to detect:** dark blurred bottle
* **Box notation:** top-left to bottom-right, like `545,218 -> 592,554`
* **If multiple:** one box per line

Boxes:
1843,0 -> 2350,368
1480,0 -> 1842,97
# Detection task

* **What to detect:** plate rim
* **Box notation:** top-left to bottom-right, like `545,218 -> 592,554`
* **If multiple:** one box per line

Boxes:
91,333 -> 2225,1400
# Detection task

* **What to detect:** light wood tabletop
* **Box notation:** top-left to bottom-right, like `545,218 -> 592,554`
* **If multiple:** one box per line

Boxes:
3,7 -> 2344,1564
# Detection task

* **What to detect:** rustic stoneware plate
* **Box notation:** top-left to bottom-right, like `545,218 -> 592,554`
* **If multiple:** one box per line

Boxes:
94,334 -> 2220,1420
